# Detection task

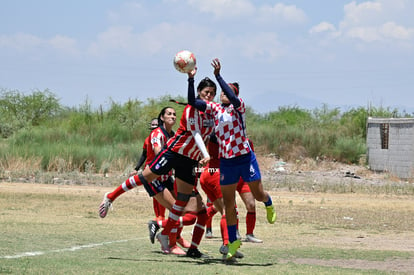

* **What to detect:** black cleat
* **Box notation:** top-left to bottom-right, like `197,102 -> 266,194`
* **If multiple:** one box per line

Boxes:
148,220 -> 160,244
186,248 -> 210,259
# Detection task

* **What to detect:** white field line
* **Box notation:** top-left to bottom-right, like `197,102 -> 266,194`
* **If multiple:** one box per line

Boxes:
0,238 -> 142,259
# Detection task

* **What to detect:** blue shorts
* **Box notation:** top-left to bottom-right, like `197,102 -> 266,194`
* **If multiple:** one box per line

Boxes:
219,151 -> 261,186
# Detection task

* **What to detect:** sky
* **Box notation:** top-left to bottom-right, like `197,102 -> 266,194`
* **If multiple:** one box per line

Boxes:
1,0 -> 413,114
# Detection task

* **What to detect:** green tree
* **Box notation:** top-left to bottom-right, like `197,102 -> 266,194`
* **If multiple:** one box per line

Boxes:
0,89 -> 61,137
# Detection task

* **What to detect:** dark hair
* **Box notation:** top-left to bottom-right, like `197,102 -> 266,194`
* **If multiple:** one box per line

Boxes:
157,106 -> 175,126
228,82 -> 239,96
197,77 -> 217,96
149,118 -> 158,130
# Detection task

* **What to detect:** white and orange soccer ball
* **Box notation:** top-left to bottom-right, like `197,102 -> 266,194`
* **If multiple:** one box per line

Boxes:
173,50 -> 196,73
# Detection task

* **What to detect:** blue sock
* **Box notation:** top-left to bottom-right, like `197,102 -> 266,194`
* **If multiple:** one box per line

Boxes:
264,195 -> 272,207
227,224 -> 237,243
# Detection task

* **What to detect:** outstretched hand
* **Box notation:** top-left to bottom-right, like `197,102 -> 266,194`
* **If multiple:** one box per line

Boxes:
211,58 -> 221,76
187,66 -> 197,78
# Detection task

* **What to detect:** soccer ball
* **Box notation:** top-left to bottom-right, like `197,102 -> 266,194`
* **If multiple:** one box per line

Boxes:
173,50 -> 196,73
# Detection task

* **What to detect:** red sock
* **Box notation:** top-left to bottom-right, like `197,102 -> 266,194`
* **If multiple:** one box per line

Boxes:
153,199 -> 165,221
246,211 -> 256,235
206,217 -> 212,230
220,215 -> 229,245
161,212 -> 196,229
169,221 -> 180,246
107,175 -> 142,201
190,208 -> 208,249
162,199 -> 187,246
181,213 -> 197,226
206,205 -> 218,219
153,198 -> 160,218
206,201 -> 214,229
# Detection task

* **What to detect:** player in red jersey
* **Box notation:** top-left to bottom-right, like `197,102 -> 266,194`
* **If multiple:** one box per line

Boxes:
98,107 -> 196,254
131,118 -> 167,222
99,108 -> 176,216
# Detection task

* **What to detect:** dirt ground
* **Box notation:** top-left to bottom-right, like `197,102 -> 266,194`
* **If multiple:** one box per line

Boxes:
260,156 -> 414,273
2,157 -> 414,273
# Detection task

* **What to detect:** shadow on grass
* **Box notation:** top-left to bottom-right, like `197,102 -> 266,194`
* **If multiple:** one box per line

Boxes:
107,255 -> 275,266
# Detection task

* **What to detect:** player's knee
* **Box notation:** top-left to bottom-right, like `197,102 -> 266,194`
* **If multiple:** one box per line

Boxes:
177,192 -> 191,202
196,208 -> 208,225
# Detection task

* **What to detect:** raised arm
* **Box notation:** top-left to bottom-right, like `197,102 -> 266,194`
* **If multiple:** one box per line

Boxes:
211,58 -> 241,108
187,67 -> 207,111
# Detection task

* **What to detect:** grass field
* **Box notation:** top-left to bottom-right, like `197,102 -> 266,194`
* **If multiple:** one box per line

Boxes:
1,182 -> 414,274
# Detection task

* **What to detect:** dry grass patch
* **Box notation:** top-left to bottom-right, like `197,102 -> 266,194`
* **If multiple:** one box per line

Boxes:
1,183 -> 414,274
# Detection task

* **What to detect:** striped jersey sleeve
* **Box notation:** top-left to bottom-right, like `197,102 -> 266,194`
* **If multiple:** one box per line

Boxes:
167,105 -> 214,160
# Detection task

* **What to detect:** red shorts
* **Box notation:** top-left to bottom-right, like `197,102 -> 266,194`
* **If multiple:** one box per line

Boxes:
199,169 -> 222,202
236,177 -> 251,194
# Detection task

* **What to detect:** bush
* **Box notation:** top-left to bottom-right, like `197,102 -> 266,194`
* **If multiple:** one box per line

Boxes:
2,88 -> 412,175
0,88 -> 61,137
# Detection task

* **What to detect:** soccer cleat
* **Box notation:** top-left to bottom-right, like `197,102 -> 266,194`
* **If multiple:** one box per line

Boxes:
266,205 -> 277,224
205,228 -> 213,239
236,229 -> 242,240
98,192 -> 112,218
169,245 -> 186,255
156,233 -> 170,254
226,239 -> 241,260
186,248 -> 210,259
177,237 -> 191,248
148,220 -> 160,244
219,244 -> 244,258
245,234 -> 263,243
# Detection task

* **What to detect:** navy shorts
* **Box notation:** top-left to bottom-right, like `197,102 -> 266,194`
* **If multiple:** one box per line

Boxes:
143,176 -> 175,197
149,148 -> 198,186
219,151 -> 261,186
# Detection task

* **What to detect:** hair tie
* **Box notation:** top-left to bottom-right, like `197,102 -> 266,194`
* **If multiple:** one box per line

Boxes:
228,83 -> 239,96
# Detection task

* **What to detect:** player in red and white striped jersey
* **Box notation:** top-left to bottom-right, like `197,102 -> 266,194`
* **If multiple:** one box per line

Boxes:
152,73 -> 216,258
166,102 -> 214,160
100,70 -> 217,258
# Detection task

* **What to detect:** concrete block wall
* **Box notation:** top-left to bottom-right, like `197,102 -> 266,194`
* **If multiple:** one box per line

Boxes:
366,118 -> 414,179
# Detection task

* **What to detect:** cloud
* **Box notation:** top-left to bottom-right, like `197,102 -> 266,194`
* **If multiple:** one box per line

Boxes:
87,22 -> 214,59
345,22 -> 413,42
0,32 -> 79,57
340,0 -> 414,42
258,3 -> 307,24
238,32 -> 283,60
187,0 -> 254,18
49,35 -> 79,56
341,1 -> 383,28
187,0 -> 306,24
309,22 -> 336,34
0,33 -> 43,51
66,1 -> 305,61
381,21 -> 413,40
309,0 -> 414,46
88,26 -> 136,57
